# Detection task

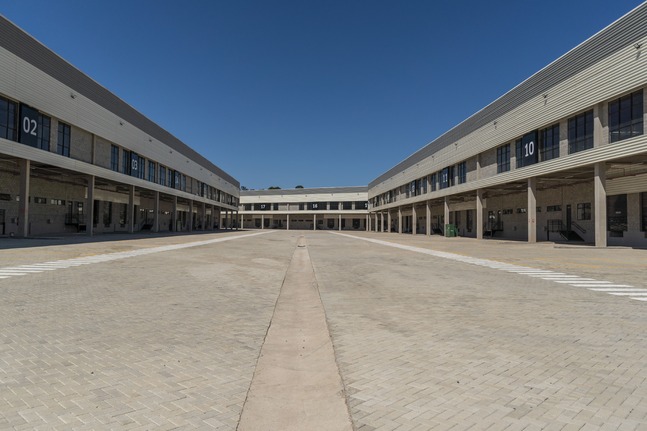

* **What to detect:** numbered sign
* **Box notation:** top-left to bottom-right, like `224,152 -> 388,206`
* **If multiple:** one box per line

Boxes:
130,152 -> 139,177
440,167 -> 450,189
19,104 -> 39,148
520,131 -> 538,167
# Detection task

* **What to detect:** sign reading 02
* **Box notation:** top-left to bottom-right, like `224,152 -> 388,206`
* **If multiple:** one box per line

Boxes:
19,104 -> 39,148
520,131 -> 538,167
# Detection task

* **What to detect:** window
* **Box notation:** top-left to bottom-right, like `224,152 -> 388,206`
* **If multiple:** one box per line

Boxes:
148,161 -> 155,182
110,145 -> 119,172
502,209 -> 513,215
0,96 -> 17,141
355,201 -> 368,210
342,202 -> 352,210
457,162 -> 467,184
159,165 -> 166,186
50,199 -> 65,205
440,166 -> 454,189
430,173 -> 437,192
607,194 -> 627,233
609,90 -> 643,143
497,144 -> 510,173
540,124 -> 560,161
421,177 -> 428,194
37,114 -> 51,150
568,110 -> 593,153
122,150 -> 130,174
330,202 -> 339,210
577,203 -> 591,220
516,208 -> 527,214
546,205 -> 562,212
57,122 -> 71,157
34,197 -> 47,204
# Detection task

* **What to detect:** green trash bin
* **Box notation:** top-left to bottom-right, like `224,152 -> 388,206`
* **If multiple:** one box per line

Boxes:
445,224 -> 458,237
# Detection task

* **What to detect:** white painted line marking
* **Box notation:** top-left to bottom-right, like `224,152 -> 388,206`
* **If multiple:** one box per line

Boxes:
552,280 -> 597,283
631,298 -> 647,301
573,284 -> 634,288
588,288 -> 646,292
607,292 -> 647,296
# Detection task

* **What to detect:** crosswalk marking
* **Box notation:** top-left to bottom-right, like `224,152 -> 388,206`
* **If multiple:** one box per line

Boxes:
330,232 -> 645,303
0,231 -> 274,283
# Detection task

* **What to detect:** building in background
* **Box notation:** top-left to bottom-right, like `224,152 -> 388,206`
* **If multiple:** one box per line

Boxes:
367,4 -> 647,247
239,187 -> 368,231
0,16 -> 239,237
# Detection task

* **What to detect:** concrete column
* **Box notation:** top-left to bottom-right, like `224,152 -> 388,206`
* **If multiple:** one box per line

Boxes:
128,185 -> 135,233
593,102 -> 608,148
338,213 -> 341,231
366,214 -> 369,231
240,213 -> 243,230
444,197 -> 450,229
476,189 -> 484,240
261,214 -> 264,230
594,162 -> 607,247
374,214 -> 378,232
153,191 -> 160,232
202,203 -> 207,230
236,211 -> 239,230
87,175 -> 95,236
412,205 -> 417,235
398,207 -> 402,234
313,213 -> 317,231
527,178 -> 537,243
426,201 -> 431,236
379,212 -> 384,232
18,159 -> 30,237
287,214 -> 290,230
172,196 -> 178,232
388,211 -> 392,233
188,200 -> 194,232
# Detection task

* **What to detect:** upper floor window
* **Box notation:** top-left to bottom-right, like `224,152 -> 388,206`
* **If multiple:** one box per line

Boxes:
539,124 -> 560,161
568,110 -> 593,153
57,122 -> 71,157
110,145 -> 119,171
148,160 -> 155,182
355,201 -> 368,210
0,96 -> 18,141
159,165 -> 166,186
457,162 -> 467,184
497,144 -> 511,173
440,166 -> 454,189
430,173 -> 437,192
609,90 -> 643,143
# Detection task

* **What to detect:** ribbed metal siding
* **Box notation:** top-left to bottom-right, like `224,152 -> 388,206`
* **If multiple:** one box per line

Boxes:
241,186 -> 368,197
0,15 -> 239,188
369,3 -> 647,188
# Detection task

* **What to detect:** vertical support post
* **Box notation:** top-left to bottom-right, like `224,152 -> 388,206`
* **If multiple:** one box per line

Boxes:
594,162 -> 607,247
188,200 -> 194,232
476,189 -> 484,240
128,185 -> 135,233
379,212 -> 383,232
527,178 -> 537,243
388,211 -> 392,233
202,202 -> 207,230
398,207 -> 402,234
172,196 -> 178,232
153,191 -> 160,232
412,205 -> 417,235
426,201 -> 431,236
444,197 -> 450,230
366,214 -> 369,231
18,159 -> 30,237
287,214 -> 290,230
338,213 -> 342,231
261,214 -> 264,230
235,211 -> 239,230
313,213 -> 317,231
87,175 -> 95,236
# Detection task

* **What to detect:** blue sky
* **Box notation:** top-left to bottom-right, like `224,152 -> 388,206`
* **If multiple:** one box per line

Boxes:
2,1 -> 644,189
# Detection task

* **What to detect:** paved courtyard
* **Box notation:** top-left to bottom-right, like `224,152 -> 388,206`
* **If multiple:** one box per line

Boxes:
1,230 -> 646,430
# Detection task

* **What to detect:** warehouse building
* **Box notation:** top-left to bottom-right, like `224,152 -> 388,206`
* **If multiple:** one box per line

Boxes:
239,187 -> 368,231
0,16 -> 240,237
367,4 -> 647,247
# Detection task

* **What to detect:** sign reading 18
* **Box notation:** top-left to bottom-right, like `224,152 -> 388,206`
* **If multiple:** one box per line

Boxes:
22,116 -> 37,136
524,140 -> 535,157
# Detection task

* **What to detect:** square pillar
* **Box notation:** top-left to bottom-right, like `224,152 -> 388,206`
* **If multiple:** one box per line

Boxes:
172,196 -> 178,232
287,214 -> 290,230
444,197 -> 450,229
128,185 -> 135,233
388,211 -> 392,233
476,190 -> 484,240
398,207 -> 402,234
412,205 -> 417,235
366,214 -> 369,231
261,214 -> 264,230
379,212 -> 384,232
426,201 -> 431,236
87,175 -> 95,236
338,214 -> 342,231
528,178 -> 537,243
18,159 -> 30,237
313,213 -> 317,231
188,200 -> 194,232
153,191 -> 160,232
594,162 -> 607,247
202,202 -> 207,230
235,211 -> 239,230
